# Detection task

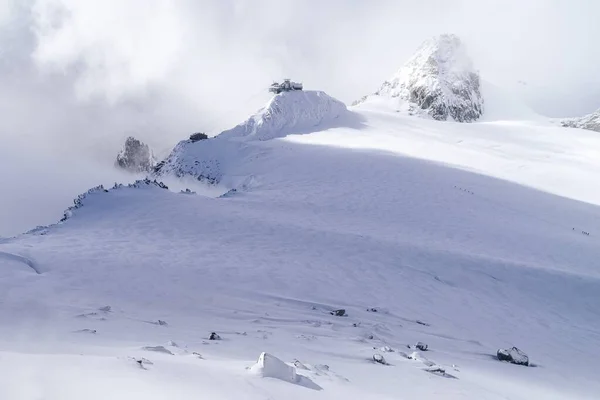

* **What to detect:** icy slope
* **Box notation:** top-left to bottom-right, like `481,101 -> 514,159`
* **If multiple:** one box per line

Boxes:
2,124 -> 600,399
358,34 -> 483,122
562,108 -> 600,132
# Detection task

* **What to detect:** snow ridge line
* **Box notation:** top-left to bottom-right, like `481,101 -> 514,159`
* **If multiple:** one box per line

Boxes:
59,179 -> 169,223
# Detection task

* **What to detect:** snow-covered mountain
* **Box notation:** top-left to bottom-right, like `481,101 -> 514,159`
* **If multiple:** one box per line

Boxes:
219,90 -> 349,140
154,90 -> 354,183
3,69 -> 600,399
561,108 -> 600,132
357,34 -> 484,122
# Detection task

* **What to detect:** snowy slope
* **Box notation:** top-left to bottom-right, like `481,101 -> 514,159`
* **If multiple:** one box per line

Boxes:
357,34 -> 484,122
2,93 -> 600,399
154,90 -> 359,184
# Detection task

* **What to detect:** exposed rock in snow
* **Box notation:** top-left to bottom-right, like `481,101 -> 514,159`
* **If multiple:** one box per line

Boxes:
218,90 -> 349,141
372,354 -> 387,365
561,109 -> 600,132
330,309 -> 347,317
189,132 -> 209,142
115,136 -> 156,173
415,342 -> 429,351
497,347 -> 529,366
249,352 -> 297,382
357,34 -> 483,122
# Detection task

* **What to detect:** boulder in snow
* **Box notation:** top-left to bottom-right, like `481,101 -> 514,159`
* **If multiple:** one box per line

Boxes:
331,309 -> 347,317
209,332 -> 221,340
415,342 -> 429,351
497,347 -> 529,366
372,354 -> 387,365
249,352 -> 297,383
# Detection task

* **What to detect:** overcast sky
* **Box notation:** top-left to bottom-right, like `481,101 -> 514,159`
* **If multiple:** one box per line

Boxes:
0,0 -> 599,235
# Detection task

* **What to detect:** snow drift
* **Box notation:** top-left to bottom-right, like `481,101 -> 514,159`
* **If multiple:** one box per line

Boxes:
249,352 -> 297,382
357,34 -> 483,122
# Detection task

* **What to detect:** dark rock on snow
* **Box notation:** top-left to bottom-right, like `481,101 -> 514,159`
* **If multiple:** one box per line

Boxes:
415,342 -> 428,351
209,332 -> 222,340
189,132 -> 209,142
331,309 -> 347,317
373,354 -> 387,365
497,347 -> 529,366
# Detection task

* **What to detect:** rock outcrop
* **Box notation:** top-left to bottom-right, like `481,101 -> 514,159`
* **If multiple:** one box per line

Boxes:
357,34 -> 483,122
497,347 -> 529,366
561,109 -> 600,132
115,136 -> 156,173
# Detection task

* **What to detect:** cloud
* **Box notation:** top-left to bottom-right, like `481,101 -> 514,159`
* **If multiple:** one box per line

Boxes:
0,0 -> 598,235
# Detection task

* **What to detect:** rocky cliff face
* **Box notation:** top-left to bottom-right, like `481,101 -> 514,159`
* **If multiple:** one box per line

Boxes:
358,34 -> 484,122
561,109 -> 600,132
115,136 -> 156,173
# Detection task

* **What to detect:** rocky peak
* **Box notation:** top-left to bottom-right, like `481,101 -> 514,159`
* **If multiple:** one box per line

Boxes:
115,136 -> 156,173
360,34 -> 484,122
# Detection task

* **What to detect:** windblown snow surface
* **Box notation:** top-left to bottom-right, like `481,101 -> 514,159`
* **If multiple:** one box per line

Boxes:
2,90 -> 600,400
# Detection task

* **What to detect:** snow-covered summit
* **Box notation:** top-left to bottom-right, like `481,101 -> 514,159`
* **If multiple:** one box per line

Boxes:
155,90 -> 351,182
561,108 -> 600,132
357,34 -> 484,122
218,90 -> 349,141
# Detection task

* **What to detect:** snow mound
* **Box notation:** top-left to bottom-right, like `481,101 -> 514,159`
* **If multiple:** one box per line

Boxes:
562,108 -> 600,132
358,34 -> 483,122
249,352 -> 297,383
218,90 -> 349,141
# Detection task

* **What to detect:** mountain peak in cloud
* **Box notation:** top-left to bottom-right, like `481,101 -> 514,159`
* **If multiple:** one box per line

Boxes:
358,34 -> 484,122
